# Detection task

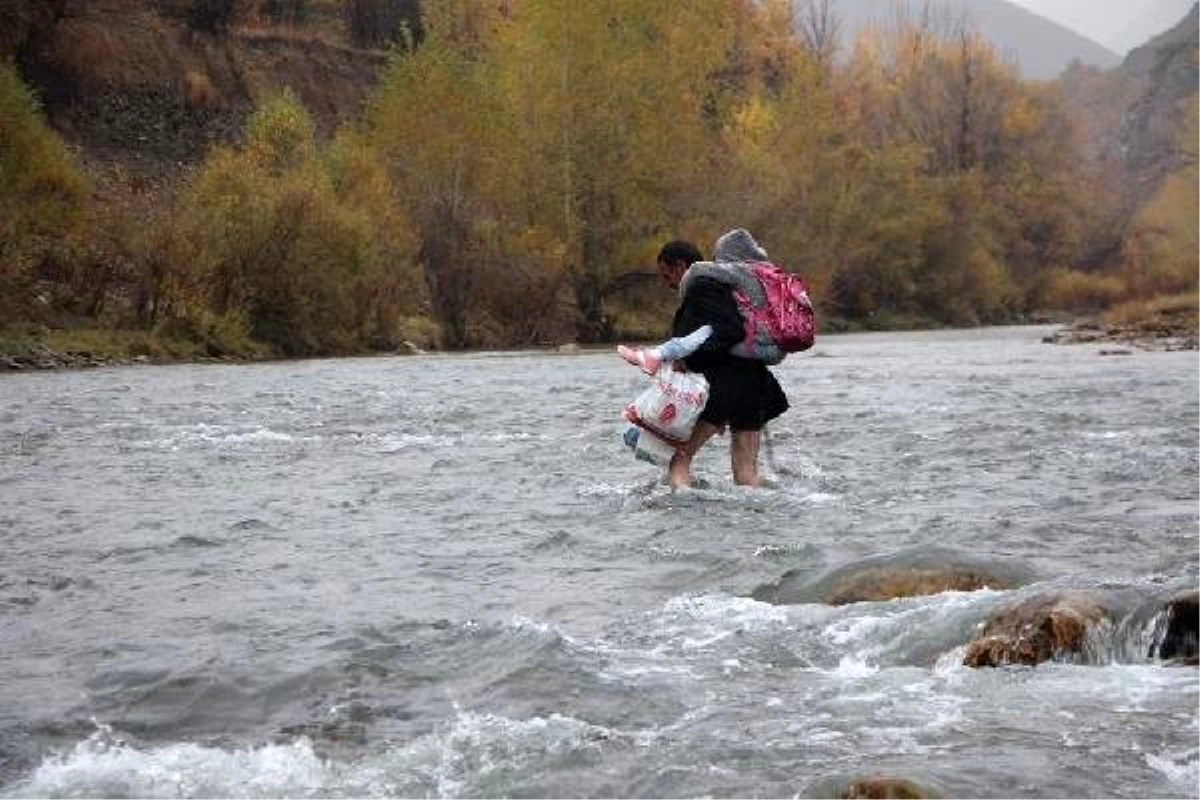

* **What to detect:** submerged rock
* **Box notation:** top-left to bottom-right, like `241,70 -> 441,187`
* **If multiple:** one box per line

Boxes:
752,546 -> 1030,606
964,592 -> 1108,667
1150,590 -> 1198,665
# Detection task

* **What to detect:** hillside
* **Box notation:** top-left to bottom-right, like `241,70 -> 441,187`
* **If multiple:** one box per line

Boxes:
1005,0 -> 1195,55
817,0 -> 1121,79
1061,4 -> 1199,210
7,0 -> 1131,178
1110,3 -> 1200,190
1111,0 -> 1199,53
2,0 -> 389,181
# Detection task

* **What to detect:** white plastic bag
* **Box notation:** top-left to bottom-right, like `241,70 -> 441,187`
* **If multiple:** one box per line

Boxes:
622,424 -> 678,466
622,367 -> 709,451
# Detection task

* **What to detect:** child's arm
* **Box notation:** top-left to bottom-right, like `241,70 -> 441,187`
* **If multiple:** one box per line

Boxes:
656,324 -> 713,362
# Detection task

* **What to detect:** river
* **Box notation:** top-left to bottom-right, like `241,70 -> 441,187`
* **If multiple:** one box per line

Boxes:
0,326 -> 1196,798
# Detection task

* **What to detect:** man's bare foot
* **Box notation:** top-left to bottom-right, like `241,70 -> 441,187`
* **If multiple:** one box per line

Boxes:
667,452 -> 693,488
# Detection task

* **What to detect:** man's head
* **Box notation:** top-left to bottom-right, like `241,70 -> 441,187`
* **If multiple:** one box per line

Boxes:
656,240 -> 703,290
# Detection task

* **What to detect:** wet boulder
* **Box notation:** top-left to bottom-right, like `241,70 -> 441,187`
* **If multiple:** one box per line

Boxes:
1150,590 -> 1198,665
753,546 -> 1030,606
805,776 -> 941,799
964,592 -> 1108,668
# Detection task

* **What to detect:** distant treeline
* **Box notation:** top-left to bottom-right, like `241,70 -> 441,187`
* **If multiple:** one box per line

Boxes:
1,0 -> 1196,358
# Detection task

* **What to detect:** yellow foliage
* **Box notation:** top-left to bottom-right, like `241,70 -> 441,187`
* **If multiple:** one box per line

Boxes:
164,90 -> 424,355
1104,292 -> 1198,338
0,68 -> 87,232
1039,268 -> 1127,312
7,0 -> 1180,350
1001,91 -> 1042,140
0,62 -> 90,323
245,88 -> 319,174
1120,96 -> 1199,299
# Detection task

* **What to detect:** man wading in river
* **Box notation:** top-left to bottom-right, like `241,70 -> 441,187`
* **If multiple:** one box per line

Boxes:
617,230 -> 791,488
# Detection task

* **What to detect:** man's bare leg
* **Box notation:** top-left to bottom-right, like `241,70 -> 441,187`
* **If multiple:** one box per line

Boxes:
730,429 -> 762,487
668,421 -> 722,488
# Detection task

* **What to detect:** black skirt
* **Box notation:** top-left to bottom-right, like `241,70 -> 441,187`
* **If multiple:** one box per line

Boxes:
694,358 -> 789,432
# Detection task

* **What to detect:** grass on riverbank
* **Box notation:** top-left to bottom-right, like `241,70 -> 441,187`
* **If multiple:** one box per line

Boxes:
0,321 -> 271,368
1105,291 -> 1198,332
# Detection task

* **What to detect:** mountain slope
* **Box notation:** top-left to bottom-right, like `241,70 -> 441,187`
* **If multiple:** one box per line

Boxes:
1109,3 -> 1199,196
822,0 -> 1121,79
1005,0 -> 1195,55
1098,0 -> 1196,55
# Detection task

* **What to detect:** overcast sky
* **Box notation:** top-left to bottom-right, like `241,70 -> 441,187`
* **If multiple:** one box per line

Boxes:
1004,0 -> 1194,53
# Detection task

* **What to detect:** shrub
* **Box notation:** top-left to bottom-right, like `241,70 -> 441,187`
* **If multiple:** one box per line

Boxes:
0,62 -> 89,325
1038,268 -> 1127,312
163,90 -> 426,356
1106,291 -> 1199,329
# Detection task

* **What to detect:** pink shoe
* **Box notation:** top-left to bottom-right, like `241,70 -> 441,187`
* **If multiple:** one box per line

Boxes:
616,345 -> 662,375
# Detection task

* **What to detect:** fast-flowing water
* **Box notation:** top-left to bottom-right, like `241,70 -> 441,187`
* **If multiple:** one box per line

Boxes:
1,326 -> 1196,799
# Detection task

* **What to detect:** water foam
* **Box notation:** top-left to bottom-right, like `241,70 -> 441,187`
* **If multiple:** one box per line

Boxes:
1145,745 -> 1200,794
8,710 -> 646,800
423,707 -> 643,799
8,731 -> 337,799
135,424 -> 305,451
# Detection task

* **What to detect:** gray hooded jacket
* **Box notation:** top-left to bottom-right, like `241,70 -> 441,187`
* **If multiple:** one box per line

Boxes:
678,228 -> 784,364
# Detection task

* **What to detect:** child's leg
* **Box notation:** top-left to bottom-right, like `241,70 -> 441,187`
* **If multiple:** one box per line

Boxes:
617,325 -> 712,375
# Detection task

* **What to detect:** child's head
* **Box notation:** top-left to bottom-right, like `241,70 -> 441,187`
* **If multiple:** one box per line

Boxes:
714,228 -> 767,262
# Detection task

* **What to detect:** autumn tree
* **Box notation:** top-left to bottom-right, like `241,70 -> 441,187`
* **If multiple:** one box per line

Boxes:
794,0 -> 842,83
492,0 -> 748,342
1120,95 -> 1199,299
168,90 -> 424,355
830,8 -> 1095,322
366,0 -> 518,348
0,62 -> 88,325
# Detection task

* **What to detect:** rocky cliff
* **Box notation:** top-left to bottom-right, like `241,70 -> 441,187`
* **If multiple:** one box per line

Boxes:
1109,3 -> 1200,200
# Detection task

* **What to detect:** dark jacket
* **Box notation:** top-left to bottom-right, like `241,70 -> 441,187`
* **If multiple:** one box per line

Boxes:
671,275 -> 789,430
672,276 -> 749,371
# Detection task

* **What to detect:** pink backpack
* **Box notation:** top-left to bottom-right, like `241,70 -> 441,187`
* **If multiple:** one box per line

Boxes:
681,260 -> 816,363
736,263 -> 816,357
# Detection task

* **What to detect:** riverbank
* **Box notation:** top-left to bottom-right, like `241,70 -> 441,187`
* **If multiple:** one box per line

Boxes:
3,303 -> 1196,372
1040,296 -> 1199,352
0,328 -> 258,372
0,326 -> 428,372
